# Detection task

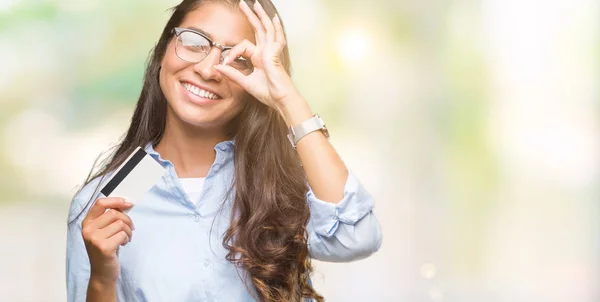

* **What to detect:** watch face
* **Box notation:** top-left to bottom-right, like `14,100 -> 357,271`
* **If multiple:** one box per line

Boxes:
316,115 -> 326,127
315,115 -> 330,138
287,133 -> 296,147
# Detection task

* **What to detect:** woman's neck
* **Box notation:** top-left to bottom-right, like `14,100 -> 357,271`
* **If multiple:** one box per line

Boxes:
154,113 -> 232,178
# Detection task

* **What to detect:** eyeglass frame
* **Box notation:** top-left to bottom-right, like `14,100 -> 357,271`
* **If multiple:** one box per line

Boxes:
171,27 -> 252,72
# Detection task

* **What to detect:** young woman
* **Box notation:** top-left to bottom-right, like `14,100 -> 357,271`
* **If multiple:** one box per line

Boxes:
66,0 -> 382,301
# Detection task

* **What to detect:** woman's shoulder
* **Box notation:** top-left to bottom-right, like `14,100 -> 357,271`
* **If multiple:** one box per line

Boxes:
67,171 -> 115,224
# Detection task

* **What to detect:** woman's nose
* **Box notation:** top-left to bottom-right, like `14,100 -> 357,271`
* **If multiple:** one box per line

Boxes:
193,48 -> 223,81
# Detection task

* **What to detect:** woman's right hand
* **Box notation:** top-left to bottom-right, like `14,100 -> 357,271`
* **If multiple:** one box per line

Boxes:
81,197 -> 135,285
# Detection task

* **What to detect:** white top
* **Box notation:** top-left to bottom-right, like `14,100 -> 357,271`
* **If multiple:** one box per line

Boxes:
178,177 -> 206,205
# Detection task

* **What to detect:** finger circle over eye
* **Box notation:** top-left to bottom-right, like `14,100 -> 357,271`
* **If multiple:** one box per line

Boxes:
224,40 -> 256,65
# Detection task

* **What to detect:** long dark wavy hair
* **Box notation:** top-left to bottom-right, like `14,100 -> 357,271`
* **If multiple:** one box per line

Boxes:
69,0 -> 323,301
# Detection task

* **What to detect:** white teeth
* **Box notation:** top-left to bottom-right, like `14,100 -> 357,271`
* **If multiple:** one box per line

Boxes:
182,83 -> 220,100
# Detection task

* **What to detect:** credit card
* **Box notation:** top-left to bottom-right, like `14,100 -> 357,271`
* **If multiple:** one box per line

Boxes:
100,146 -> 165,211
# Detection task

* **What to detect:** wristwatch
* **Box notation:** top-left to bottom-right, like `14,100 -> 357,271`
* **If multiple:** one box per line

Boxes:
287,114 -> 330,148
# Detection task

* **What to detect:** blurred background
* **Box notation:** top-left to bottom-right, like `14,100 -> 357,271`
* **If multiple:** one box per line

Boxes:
0,0 -> 598,301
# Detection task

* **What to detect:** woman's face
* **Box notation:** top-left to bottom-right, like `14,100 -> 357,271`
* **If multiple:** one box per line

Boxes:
159,2 -> 255,131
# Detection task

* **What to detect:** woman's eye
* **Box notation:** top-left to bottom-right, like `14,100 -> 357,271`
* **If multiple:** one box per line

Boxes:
185,44 -> 210,53
231,57 -> 251,69
179,32 -> 211,53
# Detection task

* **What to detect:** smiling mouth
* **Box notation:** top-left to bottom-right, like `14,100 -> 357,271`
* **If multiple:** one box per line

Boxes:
181,82 -> 222,100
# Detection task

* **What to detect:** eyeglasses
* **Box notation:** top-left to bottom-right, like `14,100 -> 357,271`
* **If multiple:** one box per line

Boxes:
172,27 -> 254,75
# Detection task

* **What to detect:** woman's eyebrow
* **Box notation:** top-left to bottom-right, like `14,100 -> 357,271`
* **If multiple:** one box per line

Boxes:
186,26 -> 212,38
185,26 -> 238,47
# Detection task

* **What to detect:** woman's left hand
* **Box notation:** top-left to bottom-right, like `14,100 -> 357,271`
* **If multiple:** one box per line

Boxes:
213,0 -> 298,110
